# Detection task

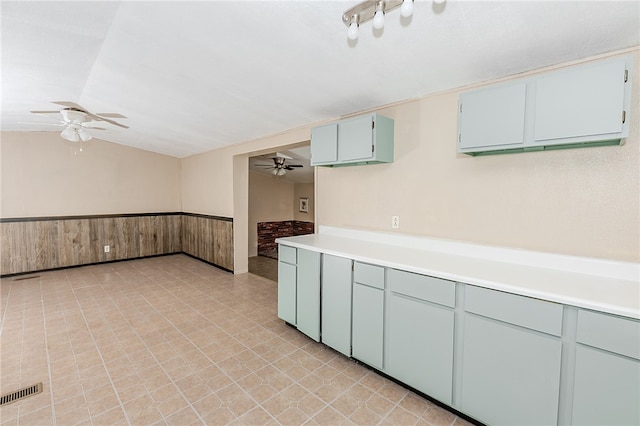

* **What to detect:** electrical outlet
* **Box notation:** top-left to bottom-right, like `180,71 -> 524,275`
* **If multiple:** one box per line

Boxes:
104,245 -> 110,253
392,216 -> 400,229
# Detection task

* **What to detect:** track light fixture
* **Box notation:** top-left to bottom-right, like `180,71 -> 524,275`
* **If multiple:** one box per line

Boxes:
343,0 -> 445,39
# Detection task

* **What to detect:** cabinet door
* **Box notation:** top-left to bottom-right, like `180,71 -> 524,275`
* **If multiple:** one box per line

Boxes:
352,283 -> 384,369
387,293 -> 454,405
458,82 -> 527,150
338,115 -> 373,162
460,314 -> 562,426
277,261 -> 296,325
321,254 -> 352,356
572,345 -> 640,426
296,249 -> 321,342
310,123 -> 338,165
535,59 -> 627,142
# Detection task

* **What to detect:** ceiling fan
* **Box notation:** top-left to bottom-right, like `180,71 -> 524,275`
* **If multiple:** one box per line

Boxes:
25,101 -> 128,142
255,155 -> 303,176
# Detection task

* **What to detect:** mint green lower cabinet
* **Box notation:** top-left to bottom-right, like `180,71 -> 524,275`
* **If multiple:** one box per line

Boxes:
571,345 -> 640,425
296,249 -> 321,341
460,314 -> 562,426
387,293 -> 454,405
352,283 -> 384,369
571,309 -> 640,426
321,254 -> 352,356
277,260 -> 296,325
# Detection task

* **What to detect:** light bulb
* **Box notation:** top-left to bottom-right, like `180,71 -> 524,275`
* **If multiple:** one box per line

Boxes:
347,21 -> 359,40
373,9 -> 385,29
271,168 -> 278,175
400,0 -> 414,17
277,168 -> 286,176
433,0 -> 446,4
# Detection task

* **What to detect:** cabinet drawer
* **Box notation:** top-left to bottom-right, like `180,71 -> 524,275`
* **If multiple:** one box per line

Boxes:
465,286 -> 563,336
354,262 -> 385,289
388,269 -> 455,308
576,309 -> 640,360
279,245 -> 297,264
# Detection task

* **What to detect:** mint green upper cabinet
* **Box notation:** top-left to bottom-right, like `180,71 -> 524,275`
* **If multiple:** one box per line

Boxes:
310,123 -> 338,164
458,82 -> 527,150
310,113 -> 394,166
458,55 -> 632,155
535,58 -> 628,143
338,115 -> 379,162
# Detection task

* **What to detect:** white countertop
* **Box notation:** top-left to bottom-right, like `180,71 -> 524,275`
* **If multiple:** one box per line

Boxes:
277,228 -> 640,319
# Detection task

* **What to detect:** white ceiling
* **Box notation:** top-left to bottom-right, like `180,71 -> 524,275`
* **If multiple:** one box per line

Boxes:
2,1 -> 639,158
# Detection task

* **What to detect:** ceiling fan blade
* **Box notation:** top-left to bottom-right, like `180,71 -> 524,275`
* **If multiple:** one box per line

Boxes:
82,126 -> 107,130
95,112 -> 127,118
52,101 -> 83,109
287,164 -> 303,167
52,101 -> 129,129
18,121 -> 65,127
30,110 -> 60,114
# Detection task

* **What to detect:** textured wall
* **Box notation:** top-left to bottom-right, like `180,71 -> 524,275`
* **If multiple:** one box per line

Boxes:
0,133 -> 181,217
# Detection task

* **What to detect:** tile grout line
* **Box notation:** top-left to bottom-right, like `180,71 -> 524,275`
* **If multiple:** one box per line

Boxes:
166,273 -> 396,423
109,273 -> 219,424
0,277 -> 13,337
154,275 -> 391,423
146,273 -> 325,423
68,275 -> 132,426
40,275 -> 57,426
134,288 -> 262,424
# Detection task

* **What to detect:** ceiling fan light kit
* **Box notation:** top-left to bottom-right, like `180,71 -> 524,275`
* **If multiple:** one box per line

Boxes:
60,125 -> 92,142
257,155 -> 303,177
343,0 -> 445,40
27,101 -> 128,145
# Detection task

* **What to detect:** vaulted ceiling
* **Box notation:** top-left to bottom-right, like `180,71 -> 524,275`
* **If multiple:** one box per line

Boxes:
2,1 -> 638,158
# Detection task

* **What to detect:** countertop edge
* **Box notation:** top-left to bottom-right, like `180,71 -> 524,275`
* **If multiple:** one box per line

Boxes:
276,234 -> 640,320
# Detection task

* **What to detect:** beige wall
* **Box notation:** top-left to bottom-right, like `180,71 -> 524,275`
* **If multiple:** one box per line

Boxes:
0,132 -> 181,217
248,171 -> 295,257
294,182 -> 315,222
185,48 -> 640,265
5,50 -> 634,266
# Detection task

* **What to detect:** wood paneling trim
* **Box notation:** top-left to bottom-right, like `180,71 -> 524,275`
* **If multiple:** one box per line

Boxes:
180,212 -> 233,222
1,213 -> 234,276
0,212 -> 183,223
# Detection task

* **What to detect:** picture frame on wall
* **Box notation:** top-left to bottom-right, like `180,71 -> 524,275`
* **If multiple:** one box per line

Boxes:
299,198 -> 309,213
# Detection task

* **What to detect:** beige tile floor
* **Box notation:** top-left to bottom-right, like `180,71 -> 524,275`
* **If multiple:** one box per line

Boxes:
0,254 -> 473,425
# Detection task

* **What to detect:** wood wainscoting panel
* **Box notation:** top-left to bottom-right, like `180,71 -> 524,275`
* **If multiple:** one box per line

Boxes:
1,222 -> 28,274
181,214 -> 233,272
56,219 -> 91,269
214,219 -> 234,271
1,213 -> 230,276
24,220 -> 52,272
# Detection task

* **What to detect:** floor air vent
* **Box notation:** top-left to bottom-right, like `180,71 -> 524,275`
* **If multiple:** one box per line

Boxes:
0,383 -> 43,406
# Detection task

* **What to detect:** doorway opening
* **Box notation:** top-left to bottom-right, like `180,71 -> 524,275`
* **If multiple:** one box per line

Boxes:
246,144 -> 314,281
